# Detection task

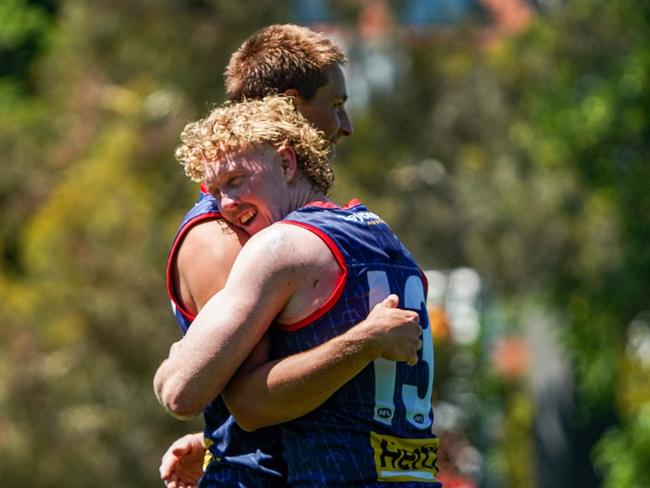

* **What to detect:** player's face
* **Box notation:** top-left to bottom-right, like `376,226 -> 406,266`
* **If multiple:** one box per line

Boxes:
294,64 -> 352,145
204,145 -> 291,236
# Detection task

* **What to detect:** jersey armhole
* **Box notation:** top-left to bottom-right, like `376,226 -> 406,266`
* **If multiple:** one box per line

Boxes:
276,220 -> 348,332
166,211 -> 222,322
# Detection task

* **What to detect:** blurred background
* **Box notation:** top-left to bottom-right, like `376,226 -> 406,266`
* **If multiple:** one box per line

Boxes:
1,0 -> 648,486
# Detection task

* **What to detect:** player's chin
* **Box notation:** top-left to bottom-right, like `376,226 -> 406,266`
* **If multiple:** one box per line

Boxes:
242,218 -> 267,236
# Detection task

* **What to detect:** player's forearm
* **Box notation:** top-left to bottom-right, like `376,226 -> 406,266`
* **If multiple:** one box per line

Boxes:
223,327 -> 377,431
154,297 -> 261,418
224,295 -> 422,430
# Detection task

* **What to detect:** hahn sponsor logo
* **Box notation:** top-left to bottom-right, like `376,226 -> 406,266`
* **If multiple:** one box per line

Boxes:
370,432 -> 440,482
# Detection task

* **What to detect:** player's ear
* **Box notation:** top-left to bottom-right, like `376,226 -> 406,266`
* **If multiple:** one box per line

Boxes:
284,88 -> 304,107
276,144 -> 297,183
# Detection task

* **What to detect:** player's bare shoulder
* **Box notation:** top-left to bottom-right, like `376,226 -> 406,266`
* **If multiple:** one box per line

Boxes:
265,221 -> 343,324
175,219 -> 248,313
244,221 -> 339,271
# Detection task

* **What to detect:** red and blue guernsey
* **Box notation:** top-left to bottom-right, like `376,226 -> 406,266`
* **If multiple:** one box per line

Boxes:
272,200 -> 441,487
166,190 -> 287,487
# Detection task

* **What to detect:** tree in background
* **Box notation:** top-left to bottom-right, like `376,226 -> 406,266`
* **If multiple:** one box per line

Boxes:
0,1 -> 290,485
1,0 -> 648,486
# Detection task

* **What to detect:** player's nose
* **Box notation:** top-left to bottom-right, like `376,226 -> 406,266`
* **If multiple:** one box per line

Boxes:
338,108 -> 352,138
219,193 -> 240,213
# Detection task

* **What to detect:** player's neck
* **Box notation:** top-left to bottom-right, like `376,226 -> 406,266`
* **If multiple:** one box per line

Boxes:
288,180 -> 329,212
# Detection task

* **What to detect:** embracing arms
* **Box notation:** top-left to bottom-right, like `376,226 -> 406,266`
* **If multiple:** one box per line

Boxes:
222,292 -> 422,431
154,224 -> 422,421
154,226 -> 298,418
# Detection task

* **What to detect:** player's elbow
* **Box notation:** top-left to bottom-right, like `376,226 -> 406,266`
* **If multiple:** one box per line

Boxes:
231,408 -> 268,432
154,373 -> 203,420
166,393 -> 204,420
225,394 -> 270,432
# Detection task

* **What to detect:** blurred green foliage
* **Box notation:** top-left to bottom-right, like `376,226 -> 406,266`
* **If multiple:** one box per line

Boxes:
0,0 -> 648,486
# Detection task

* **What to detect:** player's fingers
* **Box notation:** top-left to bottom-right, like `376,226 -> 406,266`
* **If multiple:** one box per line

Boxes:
403,322 -> 421,340
171,444 -> 191,456
405,310 -> 420,324
409,321 -> 422,333
160,457 -> 175,478
382,294 -> 399,308
406,338 -> 422,364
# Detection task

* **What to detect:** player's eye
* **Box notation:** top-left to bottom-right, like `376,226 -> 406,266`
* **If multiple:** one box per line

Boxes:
220,175 -> 242,188
228,176 -> 243,187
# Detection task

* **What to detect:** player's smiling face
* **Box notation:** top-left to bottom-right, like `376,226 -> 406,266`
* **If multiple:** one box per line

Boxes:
204,144 -> 292,236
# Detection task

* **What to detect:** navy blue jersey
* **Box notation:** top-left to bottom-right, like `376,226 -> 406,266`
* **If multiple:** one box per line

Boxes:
167,190 -> 287,487
271,201 -> 440,487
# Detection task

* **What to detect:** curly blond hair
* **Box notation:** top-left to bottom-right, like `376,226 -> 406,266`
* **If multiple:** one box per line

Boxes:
175,95 -> 334,194
225,24 -> 346,101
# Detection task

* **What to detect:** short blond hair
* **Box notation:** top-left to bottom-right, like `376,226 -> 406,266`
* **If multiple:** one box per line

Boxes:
225,24 -> 346,101
175,96 -> 334,194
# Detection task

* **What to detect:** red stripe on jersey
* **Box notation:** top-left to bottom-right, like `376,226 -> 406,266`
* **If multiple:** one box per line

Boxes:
275,220 -> 348,332
420,268 -> 429,297
166,211 -> 223,322
303,199 -> 362,209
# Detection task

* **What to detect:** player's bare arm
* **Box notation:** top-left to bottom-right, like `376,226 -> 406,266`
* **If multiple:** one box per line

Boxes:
154,224 -> 305,418
174,220 -> 247,313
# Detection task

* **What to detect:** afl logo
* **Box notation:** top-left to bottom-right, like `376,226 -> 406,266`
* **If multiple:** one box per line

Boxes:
414,414 -> 425,423
376,408 -> 392,419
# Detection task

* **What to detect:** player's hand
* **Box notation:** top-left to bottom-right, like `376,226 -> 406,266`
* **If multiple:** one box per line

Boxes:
358,294 -> 422,365
160,432 -> 205,488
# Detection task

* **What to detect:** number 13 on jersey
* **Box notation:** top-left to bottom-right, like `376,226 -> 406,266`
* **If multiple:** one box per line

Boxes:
367,270 -> 434,430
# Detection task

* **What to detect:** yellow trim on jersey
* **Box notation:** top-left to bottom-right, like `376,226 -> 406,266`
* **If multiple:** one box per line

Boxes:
202,436 -> 214,471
